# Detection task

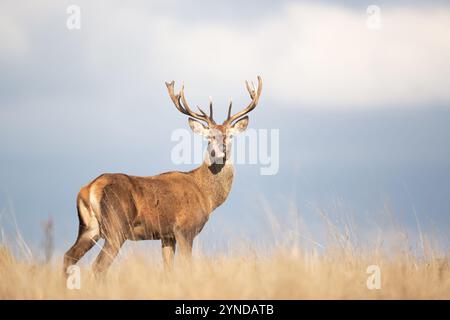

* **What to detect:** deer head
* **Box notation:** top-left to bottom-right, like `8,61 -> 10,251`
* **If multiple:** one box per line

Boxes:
166,76 -> 263,164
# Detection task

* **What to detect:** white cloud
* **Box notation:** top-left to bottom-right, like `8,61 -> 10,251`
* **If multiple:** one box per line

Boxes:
84,2 -> 450,110
2,1 -> 450,110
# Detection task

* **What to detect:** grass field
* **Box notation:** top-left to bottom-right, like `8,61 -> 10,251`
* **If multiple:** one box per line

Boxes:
1,202 -> 449,299
1,235 -> 449,299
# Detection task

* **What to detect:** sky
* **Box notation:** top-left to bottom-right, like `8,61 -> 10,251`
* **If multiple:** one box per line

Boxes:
1,0 -> 450,259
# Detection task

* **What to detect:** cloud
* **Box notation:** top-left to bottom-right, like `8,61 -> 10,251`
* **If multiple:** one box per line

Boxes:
1,1 -> 450,112
78,2 -> 450,110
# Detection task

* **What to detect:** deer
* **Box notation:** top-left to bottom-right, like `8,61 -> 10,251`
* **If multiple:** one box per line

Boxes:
63,76 -> 262,275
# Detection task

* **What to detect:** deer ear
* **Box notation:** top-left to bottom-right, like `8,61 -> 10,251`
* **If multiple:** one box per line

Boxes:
229,116 -> 249,135
188,118 -> 209,136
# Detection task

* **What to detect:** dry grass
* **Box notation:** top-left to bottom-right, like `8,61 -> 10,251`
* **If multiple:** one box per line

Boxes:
0,242 -> 449,299
1,202 -> 449,299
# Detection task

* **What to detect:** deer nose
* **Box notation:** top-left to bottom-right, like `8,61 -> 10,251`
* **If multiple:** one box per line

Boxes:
215,150 -> 225,158
211,145 -> 225,158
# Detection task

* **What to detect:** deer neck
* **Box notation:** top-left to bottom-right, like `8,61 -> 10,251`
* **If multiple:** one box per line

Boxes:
193,157 -> 234,213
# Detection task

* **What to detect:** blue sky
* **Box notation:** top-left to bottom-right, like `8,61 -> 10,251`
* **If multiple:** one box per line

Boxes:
1,1 -> 450,258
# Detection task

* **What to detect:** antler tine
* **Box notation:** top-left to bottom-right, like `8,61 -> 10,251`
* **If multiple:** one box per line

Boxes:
227,97 -> 233,119
179,83 -> 198,116
166,81 -> 214,124
245,80 -> 256,99
209,96 -> 213,120
165,81 -> 186,115
225,76 -> 262,124
195,97 -> 216,124
197,106 -> 209,118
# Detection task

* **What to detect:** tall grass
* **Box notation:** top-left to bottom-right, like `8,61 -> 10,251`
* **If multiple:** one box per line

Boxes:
0,203 -> 449,299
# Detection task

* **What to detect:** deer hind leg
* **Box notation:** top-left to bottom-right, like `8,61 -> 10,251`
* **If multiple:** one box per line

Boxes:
63,199 -> 100,274
92,236 -> 124,276
91,185 -> 131,276
161,237 -> 176,270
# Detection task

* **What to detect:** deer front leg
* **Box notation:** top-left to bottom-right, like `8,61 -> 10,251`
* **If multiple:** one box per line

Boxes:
161,237 -> 176,270
175,232 -> 194,262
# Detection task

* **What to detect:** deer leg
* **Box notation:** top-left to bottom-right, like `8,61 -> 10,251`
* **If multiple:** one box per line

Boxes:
63,224 -> 99,274
175,232 -> 194,262
161,237 -> 176,270
92,237 -> 124,276
64,197 -> 100,274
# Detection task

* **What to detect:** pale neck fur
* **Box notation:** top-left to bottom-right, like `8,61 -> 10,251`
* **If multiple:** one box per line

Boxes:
191,154 -> 234,213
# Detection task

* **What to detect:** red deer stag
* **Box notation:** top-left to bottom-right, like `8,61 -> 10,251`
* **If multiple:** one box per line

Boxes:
63,76 -> 263,275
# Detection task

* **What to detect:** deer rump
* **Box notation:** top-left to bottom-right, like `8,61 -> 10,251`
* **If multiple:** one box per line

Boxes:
78,173 -> 210,242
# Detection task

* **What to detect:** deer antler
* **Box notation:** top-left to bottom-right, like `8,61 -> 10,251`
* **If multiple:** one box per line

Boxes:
224,76 -> 262,125
165,81 -> 215,125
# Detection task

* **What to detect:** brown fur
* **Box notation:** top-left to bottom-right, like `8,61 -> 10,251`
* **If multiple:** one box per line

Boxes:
63,155 -> 234,274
